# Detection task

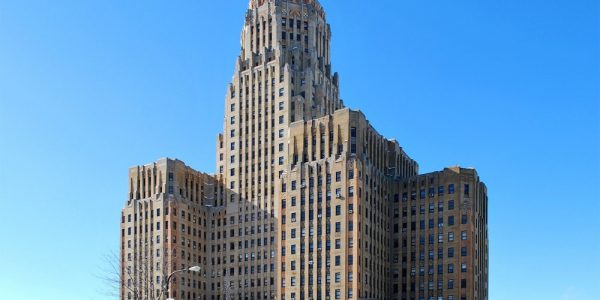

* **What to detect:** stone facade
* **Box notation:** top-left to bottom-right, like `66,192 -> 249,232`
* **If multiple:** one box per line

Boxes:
120,1 -> 488,300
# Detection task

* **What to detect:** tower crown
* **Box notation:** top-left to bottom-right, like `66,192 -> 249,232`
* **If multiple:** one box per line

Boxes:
249,0 -> 325,15
248,0 -> 266,9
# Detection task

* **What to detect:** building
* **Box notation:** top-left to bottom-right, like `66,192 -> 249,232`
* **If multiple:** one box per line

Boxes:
120,1 -> 488,300
390,167 -> 489,300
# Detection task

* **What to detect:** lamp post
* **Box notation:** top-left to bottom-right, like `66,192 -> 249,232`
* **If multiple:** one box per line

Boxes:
163,266 -> 201,300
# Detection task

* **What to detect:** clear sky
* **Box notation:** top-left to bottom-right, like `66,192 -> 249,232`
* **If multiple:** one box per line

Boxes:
0,0 -> 598,299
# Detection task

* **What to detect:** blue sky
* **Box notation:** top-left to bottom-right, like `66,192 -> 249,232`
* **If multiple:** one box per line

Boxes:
0,0 -> 598,299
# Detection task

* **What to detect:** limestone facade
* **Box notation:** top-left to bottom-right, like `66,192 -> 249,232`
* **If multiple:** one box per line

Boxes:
120,1 -> 488,300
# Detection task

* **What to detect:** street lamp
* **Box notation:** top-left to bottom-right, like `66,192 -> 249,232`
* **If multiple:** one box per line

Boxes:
163,266 -> 201,300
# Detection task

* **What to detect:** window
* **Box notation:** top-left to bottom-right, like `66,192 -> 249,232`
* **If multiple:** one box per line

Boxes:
335,256 -> 341,266
448,264 -> 454,273
335,222 -> 341,232
448,184 -> 455,194
279,116 -> 284,124
448,247 -> 454,258
461,247 -> 467,257
448,200 -> 455,210
335,171 -> 341,182
448,215 -> 455,226
448,279 -> 454,289
230,116 -> 235,124
279,129 -> 284,138
336,205 -> 341,215
448,232 -> 454,242
279,101 -> 284,110
464,184 -> 470,195
279,88 -> 285,96
348,186 -> 354,197
335,272 -> 341,283
279,143 -> 284,152
461,231 -> 467,240
461,214 -> 468,224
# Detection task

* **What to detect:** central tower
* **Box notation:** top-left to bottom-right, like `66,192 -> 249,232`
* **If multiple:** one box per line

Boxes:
214,1 -> 344,298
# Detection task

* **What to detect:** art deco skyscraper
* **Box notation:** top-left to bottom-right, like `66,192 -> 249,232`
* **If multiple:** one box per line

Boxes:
120,1 -> 488,300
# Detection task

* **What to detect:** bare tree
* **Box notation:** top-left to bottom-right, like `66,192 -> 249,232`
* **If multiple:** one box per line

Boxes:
221,275 -> 236,300
99,248 -> 170,300
98,251 -> 122,298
